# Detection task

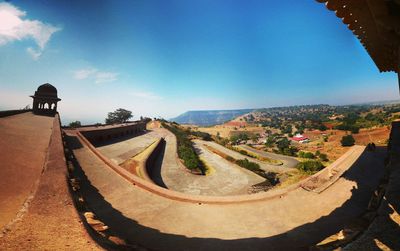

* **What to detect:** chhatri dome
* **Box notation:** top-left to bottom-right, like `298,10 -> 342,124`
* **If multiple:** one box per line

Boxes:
30,83 -> 61,116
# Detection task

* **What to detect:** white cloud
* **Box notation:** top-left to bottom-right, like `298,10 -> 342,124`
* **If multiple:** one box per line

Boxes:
73,67 -> 118,84
130,91 -> 162,100
0,2 -> 61,59
73,68 -> 97,80
26,47 -> 41,60
95,71 -> 118,83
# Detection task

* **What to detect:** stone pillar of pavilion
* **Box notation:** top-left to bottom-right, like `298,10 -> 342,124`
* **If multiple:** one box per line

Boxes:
30,83 -> 61,116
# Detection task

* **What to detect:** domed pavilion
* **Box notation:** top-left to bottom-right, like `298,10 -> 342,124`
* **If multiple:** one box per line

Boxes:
30,83 -> 61,116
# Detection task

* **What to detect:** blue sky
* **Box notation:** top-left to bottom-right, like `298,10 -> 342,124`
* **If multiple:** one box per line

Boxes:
0,0 -> 398,124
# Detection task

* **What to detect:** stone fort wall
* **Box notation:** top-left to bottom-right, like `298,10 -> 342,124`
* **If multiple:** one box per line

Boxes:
79,122 -> 147,145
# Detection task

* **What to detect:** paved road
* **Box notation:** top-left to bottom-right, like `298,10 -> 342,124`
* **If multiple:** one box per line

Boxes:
149,128 -> 264,196
238,144 -> 299,169
69,132 -> 386,251
192,140 -> 265,195
196,140 -> 293,173
93,128 -> 292,194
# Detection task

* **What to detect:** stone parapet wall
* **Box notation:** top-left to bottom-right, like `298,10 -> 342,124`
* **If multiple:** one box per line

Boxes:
0,109 -> 31,118
80,122 -> 146,145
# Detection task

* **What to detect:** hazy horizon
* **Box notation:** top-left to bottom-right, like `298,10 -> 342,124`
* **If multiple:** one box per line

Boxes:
1,1 -> 399,125
2,97 -> 396,126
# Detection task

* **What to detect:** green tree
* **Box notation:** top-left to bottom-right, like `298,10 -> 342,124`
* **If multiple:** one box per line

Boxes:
341,135 -> 355,146
69,121 -> 81,128
230,134 -> 240,144
265,136 -> 275,147
105,108 -> 133,124
298,151 -> 315,159
318,124 -> 327,131
22,105 -> 31,110
319,153 -> 329,162
281,125 -> 293,134
251,133 -> 260,143
276,138 -> 290,151
350,126 -> 360,134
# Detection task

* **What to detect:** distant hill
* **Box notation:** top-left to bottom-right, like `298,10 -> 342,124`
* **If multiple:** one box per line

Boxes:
170,109 -> 254,126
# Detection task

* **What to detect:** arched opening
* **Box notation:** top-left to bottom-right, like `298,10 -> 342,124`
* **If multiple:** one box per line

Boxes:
44,103 -> 49,109
51,103 -> 56,110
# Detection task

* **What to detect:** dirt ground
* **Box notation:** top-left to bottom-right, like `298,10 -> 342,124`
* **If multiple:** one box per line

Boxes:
194,124 -> 390,162
296,126 -> 390,162
194,125 -> 266,138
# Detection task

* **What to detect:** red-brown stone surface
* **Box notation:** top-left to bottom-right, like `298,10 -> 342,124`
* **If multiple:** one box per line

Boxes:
0,113 -> 101,250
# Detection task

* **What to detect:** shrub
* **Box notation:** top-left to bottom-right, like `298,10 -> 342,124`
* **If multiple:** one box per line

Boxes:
225,156 -> 235,162
341,135 -> 355,147
235,158 -> 261,171
297,160 -> 324,174
319,153 -> 329,162
190,131 -> 212,141
298,151 -> 315,159
163,123 -> 206,174
239,150 -> 248,155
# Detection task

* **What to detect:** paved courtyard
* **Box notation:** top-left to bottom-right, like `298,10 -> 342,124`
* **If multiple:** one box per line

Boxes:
96,130 -> 160,165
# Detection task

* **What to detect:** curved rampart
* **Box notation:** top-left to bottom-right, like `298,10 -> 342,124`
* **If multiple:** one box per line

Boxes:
67,129 -> 385,250
75,128 -> 367,204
